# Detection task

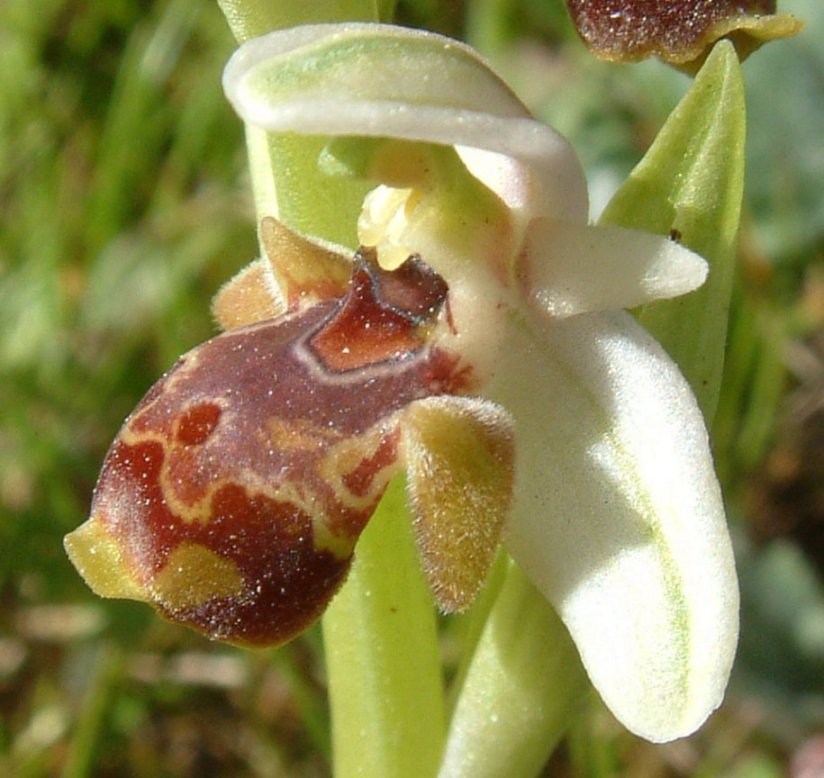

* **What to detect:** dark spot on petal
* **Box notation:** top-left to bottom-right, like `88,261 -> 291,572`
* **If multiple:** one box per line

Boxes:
175,403 -> 222,446
342,433 -> 399,498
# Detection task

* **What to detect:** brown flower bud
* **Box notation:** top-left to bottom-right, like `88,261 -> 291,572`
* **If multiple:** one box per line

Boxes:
565,0 -> 802,71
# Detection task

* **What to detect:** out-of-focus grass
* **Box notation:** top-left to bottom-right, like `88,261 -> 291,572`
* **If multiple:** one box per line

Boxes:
1,0 -> 822,776
0,1 -> 329,775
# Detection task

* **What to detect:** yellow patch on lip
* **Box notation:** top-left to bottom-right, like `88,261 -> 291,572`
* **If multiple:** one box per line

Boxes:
150,542 -> 244,612
265,416 -> 343,452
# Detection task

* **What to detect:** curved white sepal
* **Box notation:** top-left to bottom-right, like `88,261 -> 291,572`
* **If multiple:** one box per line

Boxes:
520,219 -> 709,317
223,23 -> 588,222
486,309 -> 738,742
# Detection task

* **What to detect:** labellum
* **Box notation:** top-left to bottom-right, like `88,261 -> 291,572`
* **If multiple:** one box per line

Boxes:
65,222 -> 475,647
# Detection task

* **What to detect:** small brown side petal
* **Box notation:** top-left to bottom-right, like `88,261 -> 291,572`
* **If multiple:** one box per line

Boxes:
401,396 -> 515,613
212,257 -> 284,330
212,217 -> 353,331
565,0 -> 802,71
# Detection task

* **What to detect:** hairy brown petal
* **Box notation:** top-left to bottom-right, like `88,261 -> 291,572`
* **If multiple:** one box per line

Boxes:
401,396 -> 515,613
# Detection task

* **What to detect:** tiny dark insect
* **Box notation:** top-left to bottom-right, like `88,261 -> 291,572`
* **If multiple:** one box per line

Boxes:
669,228 -> 682,243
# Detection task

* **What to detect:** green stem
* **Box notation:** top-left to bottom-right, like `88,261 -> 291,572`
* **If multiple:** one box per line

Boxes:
219,0 -> 377,248
323,476 -> 446,778
440,560 -> 587,778
255,133 -> 371,247
445,550 -> 508,714
217,0 -> 380,42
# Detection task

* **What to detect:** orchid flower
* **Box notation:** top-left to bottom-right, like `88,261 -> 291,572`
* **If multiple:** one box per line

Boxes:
64,23 -> 739,744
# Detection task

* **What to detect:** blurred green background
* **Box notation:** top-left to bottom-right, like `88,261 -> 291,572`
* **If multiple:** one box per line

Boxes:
1,0 -> 823,775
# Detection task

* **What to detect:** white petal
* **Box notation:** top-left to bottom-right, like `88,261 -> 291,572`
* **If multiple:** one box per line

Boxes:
223,23 -> 588,222
520,219 -> 708,317
486,309 -> 738,742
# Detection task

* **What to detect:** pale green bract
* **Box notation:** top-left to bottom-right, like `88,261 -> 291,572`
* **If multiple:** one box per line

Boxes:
223,22 -> 739,744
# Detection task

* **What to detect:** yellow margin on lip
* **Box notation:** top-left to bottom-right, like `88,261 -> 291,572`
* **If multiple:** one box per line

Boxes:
64,518 -> 149,601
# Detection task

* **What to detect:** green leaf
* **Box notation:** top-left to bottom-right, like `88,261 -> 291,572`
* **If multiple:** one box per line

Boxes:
599,41 -> 745,421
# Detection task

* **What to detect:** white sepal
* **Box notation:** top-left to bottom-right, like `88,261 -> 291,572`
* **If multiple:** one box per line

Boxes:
487,308 -> 738,742
223,23 -> 588,222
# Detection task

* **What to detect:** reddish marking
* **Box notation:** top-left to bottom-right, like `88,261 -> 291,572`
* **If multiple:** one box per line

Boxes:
177,482 -> 350,645
309,265 -> 421,370
96,439 -> 177,575
420,349 -> 474,396
94,439 -> 351,646
175,403 -> 222,445
342,432 -> 400,499
445,297 -> 457,335
309,251 -> 449,372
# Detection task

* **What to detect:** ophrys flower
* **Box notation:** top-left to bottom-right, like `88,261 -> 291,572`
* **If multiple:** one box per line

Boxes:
66,23 -> 739,744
